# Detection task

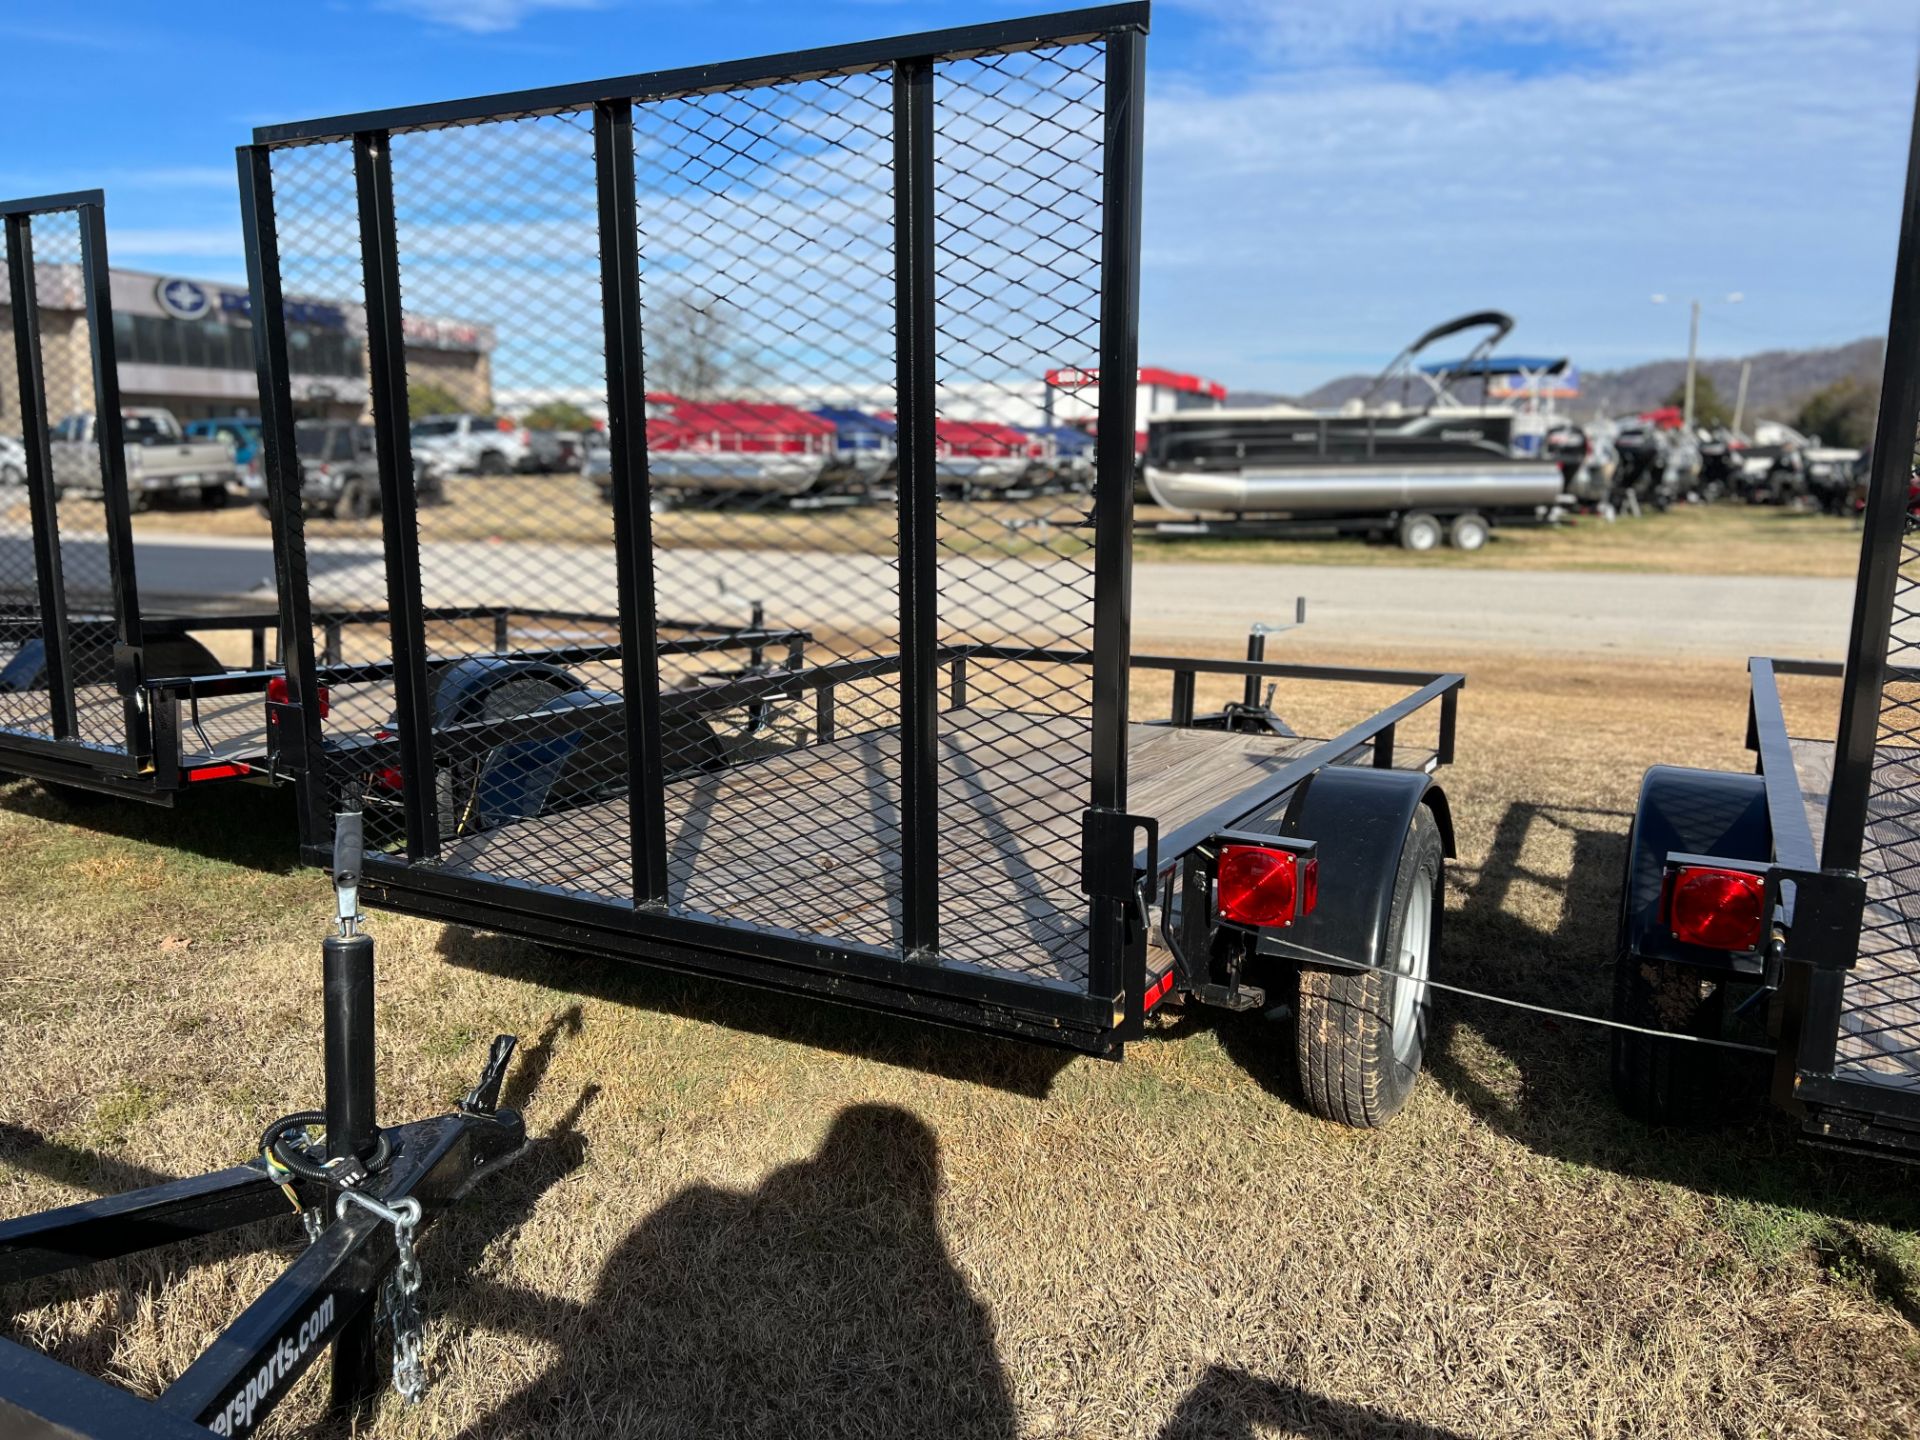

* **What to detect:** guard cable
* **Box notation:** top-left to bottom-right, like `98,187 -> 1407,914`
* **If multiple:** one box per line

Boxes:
1266,940 -> 1780,1057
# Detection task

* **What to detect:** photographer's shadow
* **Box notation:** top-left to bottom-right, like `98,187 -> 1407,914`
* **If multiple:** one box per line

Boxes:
453,1102 -> 1013,1437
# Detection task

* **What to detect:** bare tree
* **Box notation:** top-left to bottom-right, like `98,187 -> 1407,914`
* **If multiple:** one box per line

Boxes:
644,288 -> 759,399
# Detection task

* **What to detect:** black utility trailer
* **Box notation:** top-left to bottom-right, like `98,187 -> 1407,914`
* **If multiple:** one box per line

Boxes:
235,3 -> 1463,1120
1611,86 -> 1920,1158
0,191 -> 801,806
0,189 -> 309,803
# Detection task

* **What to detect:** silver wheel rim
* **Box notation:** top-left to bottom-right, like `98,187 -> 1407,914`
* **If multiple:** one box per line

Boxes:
1390,877 -> 1433,1065
1408,523 -> 1437,550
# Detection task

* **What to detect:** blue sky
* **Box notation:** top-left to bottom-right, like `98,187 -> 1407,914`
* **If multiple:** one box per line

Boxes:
1,0 -> 1915,393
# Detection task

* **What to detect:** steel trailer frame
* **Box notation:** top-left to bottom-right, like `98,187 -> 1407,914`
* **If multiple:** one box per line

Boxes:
237,3 -> 1466,1061
1615,74 -> 1920,1157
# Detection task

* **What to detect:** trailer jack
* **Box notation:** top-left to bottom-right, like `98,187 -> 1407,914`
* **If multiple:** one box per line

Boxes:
0,812 -> 527,1439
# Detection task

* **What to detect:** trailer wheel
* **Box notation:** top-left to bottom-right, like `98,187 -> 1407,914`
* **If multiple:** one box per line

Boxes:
1608,958 -> 1768,1127
1397,512 -> 1442,552
1447,513 -> 1490,551
1295,804 -> 1443,1127
199,485 -> 230,510
1610,840 -> 1771,1129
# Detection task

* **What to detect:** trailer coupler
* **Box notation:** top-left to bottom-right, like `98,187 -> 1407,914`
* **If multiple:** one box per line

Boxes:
0,814 -> 529,1438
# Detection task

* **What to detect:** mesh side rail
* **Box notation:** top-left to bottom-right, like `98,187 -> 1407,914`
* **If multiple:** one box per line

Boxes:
1843,415 -> 1920,1090
249,9 -> 1147,1013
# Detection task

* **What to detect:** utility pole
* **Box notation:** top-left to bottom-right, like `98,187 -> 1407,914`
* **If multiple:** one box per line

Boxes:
1732,360 -> 1752,435
1653,291 -> 1741,430
1684,298 -> 1700,431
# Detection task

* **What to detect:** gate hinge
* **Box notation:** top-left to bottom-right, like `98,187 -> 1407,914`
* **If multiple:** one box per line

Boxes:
266,700 -> 310,774
1777,867 -> 1866,971
1080,808 -> 1157,901
112,642 -> 144,695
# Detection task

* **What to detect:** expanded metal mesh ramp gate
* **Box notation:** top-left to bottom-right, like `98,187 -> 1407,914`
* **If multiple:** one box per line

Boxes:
1785,78 -> 1920,1141
245,6 -> 1151,1048
0,191 -> 149,780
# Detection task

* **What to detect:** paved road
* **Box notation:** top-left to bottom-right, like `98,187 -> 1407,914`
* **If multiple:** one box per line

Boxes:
60,532 -> 1859,663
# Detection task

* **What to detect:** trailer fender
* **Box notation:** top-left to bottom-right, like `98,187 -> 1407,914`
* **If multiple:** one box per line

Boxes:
1250,766 -> 1452,973
1622,765 -> 1771,965
428,655 -> 584,725
0,633 -> 222,691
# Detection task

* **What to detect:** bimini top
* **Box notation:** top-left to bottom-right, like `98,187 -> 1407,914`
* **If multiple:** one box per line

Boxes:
1417,356 -> 1569,379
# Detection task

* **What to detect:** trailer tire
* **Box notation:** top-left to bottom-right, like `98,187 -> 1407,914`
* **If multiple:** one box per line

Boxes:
1295,804 -> 1443,1128
1397,512 -> 1442,552
1447,513 -> 1490,551
1610,768 -> 1773,1127
199,485 -> 230,510
1608,957 -> 1766,1127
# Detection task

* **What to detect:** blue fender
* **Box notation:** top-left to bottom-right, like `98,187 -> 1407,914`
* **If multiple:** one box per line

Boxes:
1249,765 -> 1451,973
0,638 -> 47,693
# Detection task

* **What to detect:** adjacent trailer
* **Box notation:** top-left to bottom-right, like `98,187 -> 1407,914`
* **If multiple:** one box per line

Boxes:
240,3 -> 1463,1114
1611,83 -> 1920,1158
0,190 -> 297,802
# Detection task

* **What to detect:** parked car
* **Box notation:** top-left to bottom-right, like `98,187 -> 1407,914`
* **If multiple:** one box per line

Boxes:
262,420 -> 446,520
408,413 -> 532,475
522,427 -> 588,474
185,416 -> 265,497
50,407 -> 241,509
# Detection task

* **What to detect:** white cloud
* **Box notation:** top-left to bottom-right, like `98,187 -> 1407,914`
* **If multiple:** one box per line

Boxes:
379,0 -> 603,35
1139,0 -> 1920,391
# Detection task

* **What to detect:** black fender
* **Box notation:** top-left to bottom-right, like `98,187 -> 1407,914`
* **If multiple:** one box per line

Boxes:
427,656 -> 582,725
1622,765 -> 1771,968
1250,765 -> 1452,973
0,631 -> 221,690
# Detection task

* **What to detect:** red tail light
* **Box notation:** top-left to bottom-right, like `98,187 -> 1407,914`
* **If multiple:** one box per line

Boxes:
1217,844 -> 1317,928
265,674 -> 331,720
1664,865 -> 1766,951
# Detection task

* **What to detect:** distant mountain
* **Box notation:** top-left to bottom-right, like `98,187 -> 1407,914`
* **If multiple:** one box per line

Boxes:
1279,337 -> 1885,421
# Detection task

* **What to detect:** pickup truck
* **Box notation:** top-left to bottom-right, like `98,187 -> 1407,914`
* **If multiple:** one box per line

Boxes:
244,419 -> 448,519
49,408 -> 242,509
408,412 -> 532,475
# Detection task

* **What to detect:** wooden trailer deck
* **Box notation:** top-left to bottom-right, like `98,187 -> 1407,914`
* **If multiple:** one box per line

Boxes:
433,714 -> 1438,989
1790,737 -> 1920,1091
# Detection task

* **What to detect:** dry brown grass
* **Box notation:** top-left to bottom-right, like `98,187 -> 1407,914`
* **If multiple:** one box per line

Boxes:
69,485 -> 1865,577
2,642 -> 1918,1438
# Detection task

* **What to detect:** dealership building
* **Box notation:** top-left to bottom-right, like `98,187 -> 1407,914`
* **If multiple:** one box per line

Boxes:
1,264 -> 493,436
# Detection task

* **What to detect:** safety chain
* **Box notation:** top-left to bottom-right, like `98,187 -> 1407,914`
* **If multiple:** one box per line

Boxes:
337,1190 -> 427,1405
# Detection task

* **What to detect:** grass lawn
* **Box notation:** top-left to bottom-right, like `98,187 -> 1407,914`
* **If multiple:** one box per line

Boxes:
90,484 -> 1866,580
0,643 -> 1915,1437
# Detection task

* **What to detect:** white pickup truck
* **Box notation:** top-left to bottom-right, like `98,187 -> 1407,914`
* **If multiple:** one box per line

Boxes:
408,413 -> 533,475
49,407 -> 243,509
